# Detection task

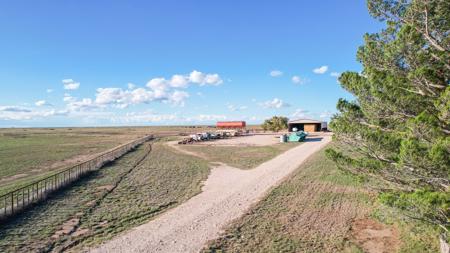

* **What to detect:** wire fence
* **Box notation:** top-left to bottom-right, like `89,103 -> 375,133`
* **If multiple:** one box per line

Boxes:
0,134 -> 154,221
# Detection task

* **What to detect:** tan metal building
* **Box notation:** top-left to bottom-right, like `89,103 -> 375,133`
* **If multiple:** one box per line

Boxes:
288,118 -> 326,132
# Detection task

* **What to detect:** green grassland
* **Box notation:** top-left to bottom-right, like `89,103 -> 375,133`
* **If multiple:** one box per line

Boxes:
0,141 -> 210,252
182,142 -> 300,169
0,126 -> 213,194
204,147 -> 440,253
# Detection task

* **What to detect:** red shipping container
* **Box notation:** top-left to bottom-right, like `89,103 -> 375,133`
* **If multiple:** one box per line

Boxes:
216,121 -> 246,128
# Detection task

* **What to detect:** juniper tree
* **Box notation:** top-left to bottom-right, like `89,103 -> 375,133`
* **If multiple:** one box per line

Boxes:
326,0 -> 449,238
261,116 -> 288,132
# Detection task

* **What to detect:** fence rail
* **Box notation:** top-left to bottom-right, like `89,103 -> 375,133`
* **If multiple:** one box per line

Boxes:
0,134 -> 154,221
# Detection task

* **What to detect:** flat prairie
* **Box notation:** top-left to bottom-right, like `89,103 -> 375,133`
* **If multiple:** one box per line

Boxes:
0,126 -> 209,194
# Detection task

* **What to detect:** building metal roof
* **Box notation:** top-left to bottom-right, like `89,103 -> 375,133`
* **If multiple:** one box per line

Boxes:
288,118 -> 323,124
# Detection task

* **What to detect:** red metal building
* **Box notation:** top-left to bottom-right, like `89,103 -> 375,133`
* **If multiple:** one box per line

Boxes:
216,121 -> 246,129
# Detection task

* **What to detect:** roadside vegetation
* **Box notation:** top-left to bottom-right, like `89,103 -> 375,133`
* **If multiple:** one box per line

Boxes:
326,0 -> 449,246
182,142 -> 299,169
0,140 -> 210,252
204,147 -> 440,253
261,116 -> 288,132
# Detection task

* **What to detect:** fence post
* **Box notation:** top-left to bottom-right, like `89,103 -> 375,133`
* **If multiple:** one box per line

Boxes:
10,194 -> 13,215
0,135 -> 152,220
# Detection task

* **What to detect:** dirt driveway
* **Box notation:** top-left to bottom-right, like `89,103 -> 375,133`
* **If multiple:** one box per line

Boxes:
90,134 -> 332,253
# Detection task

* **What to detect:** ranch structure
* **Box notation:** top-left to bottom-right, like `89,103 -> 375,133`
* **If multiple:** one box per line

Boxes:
288,118 -> 327,132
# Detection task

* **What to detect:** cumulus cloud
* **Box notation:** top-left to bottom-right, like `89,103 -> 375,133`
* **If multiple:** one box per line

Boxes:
170,74 -> 189,88
5,70 -> 222,123
269,70 -> 283,77
260,98 -> 290,109
168,90 -> 189,106
62,79 -> 80,90
67,98 -> 100,112
291,75 -> 309,85
35,100 -> 52,107
127,83 -> 136,89
95,88 -> 129,105
188,70 -> 223,86
313,66 -> 328,74
92,86 -> 190,108
46,89 -> 53,93
61,70 -> 221,112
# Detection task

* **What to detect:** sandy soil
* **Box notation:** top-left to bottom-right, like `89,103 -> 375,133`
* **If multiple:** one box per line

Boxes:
90,134 -> 331,253
351,218 -> 400,253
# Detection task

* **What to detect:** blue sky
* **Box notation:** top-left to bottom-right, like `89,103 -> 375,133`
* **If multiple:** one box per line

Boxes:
0,0 -> 383,127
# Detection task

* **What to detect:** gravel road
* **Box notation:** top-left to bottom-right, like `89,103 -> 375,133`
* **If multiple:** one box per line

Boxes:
90,134 -> 331,253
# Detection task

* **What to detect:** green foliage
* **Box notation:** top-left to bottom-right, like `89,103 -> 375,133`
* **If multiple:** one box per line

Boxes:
329,0 -> 449,236
261,116 -> 288,132
379,189 -> 450,236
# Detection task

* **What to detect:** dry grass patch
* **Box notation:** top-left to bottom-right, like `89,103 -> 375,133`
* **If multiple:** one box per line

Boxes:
182,142 -> 300,169
204,147 -> 440,253
0,141 -> 210,252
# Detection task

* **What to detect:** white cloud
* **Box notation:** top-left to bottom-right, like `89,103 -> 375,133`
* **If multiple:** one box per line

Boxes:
35,100 -> 52,107
127,83 -> 136,89
291,75 -> 309,85
146,78 -> 169,92
188,70 -> 205,84
62,79 -> 80,90
63,93 -> 76,103
195,114 -> 227,121
0,106 -> 32,113
95,88 -> 129,105
260,98 -> 290,109
0,106 -> 67,120
170,74 -> 189,88
129,88 -> 154,104
189,70 -> 223,86
110,112 -> 227,124
330,72 -> 340,77
269,70 -> 283,77
46,89 -> 53,93
67,98 -> 100,112
111,111 -> 179,124
227,104 -> 248,112
168,90 -> 189,106
313,66 -> 328,74
4,70 -> 223,123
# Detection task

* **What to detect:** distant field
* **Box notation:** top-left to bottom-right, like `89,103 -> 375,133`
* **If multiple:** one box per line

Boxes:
0,140 -> 210,252
0,126 -> 211,194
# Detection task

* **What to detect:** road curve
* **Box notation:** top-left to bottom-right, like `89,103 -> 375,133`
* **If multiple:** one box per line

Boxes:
90,134 -> 332,253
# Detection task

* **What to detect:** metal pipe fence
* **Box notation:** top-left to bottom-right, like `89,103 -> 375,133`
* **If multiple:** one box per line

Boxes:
0,134 -> 154,221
